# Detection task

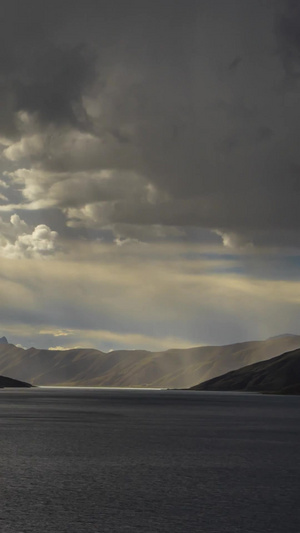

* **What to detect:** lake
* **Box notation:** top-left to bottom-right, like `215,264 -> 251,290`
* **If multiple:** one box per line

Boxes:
0,388 -> 299,532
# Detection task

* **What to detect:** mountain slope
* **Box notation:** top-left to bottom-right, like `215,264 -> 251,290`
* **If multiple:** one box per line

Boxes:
0,334 -> 300,388
191,347 -> 300,394
0,375 -> 32,388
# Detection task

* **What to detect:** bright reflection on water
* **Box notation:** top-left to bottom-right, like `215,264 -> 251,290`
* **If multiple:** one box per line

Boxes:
0,388 -> 300,533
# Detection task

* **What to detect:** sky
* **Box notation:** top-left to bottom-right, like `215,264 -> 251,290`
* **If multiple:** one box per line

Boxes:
0,0 -> 300,351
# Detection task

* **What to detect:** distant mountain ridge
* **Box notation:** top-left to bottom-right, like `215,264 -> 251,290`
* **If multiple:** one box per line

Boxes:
0,334 -> 300,388
191,347 -> 300,394
267,334 -> 296,339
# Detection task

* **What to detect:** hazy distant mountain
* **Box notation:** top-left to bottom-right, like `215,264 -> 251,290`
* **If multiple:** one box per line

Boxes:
0,334 -> 300,388
191,348 -> 300,394
0,374 -> 32,388
0,336 -> 8,344
267,334 -> 296,339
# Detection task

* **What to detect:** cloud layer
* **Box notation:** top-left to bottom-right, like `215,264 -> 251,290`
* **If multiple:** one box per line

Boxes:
0,0 -> 299,248
1,241 -> 300,350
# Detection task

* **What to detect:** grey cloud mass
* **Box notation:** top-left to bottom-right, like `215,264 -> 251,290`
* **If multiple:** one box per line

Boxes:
0,0 -> 299,248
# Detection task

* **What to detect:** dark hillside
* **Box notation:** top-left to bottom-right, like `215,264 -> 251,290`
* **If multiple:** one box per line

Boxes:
191,348 -> 300,394
0,375 -> 32,388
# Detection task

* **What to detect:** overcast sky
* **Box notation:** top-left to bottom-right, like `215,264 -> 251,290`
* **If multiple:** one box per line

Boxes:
0,0 -> 300,351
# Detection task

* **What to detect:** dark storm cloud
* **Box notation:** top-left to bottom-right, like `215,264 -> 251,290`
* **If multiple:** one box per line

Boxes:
14,45 -> 94,129
0,0 -> 96,137
1,0 -> 300,247
276,0 -> 300,78
228,56 -> 243,72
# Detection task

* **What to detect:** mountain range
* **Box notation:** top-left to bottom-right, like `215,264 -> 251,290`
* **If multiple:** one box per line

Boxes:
0,334 -> 300,388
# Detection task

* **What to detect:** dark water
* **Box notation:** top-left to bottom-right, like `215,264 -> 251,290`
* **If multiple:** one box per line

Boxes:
0,388 -> 300,533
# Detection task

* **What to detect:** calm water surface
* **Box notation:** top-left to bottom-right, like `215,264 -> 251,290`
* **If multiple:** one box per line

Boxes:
0,388 -> 299,532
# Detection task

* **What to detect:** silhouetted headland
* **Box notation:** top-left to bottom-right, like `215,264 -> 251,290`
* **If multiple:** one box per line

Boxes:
191,348 -> 300,394
0,375 -> 32,388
